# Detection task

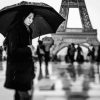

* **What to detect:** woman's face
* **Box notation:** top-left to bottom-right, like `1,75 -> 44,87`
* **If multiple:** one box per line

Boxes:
24,13 -> 34,26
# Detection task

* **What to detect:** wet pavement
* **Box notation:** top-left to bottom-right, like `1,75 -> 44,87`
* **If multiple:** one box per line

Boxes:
0,60 -> 100,100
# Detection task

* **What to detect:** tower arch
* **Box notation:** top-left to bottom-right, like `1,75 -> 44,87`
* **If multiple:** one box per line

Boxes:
51,0 -> 99,55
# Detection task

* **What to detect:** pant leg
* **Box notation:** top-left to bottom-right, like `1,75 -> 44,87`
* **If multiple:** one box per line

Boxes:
38,57 -> 43,80
14,90 -> 20,100
18,91 -> 29,100
14,90 -> 32,100
17,82 -> 34,100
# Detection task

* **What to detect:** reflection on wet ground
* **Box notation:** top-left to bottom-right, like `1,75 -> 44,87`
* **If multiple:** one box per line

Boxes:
0,61 -> 100,100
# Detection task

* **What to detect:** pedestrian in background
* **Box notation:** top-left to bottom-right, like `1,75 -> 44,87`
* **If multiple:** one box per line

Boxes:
87,44 -> 95,62
67,43 -> 76,63
44,44 -> 51,78
36,40 -> 45,80
96,44 -> 100,63
76,44 -> 84,63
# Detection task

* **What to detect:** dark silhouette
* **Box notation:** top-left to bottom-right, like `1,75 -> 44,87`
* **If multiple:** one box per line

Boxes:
2,46 -> 7,60
36,40 -> 45,80
44,44 -> 51,78
87,44 -> 95,62
96,45 -> 100,63
3,12 -> 35,100
52,54 -> 58,62
0,46 -> 3,61
65,45 -> 71,63
67,43 -> 76,63
76,44 -> 84,63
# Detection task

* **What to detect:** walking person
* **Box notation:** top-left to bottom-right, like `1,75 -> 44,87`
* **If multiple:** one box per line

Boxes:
3,11 -> 35,100
68,43 -> 76,63
66,44 -> 71,63
76,44 -> 84,63
36,40 -> 45,80
44,44 -> 51,78
87,44 -> 95,62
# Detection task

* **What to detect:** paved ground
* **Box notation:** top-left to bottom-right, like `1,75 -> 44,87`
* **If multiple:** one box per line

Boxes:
0,61 -> 100,100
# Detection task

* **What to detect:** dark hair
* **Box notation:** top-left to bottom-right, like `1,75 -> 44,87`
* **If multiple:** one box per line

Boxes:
6,9 -> 35,32
7,7 -> 35,31
13,11 -> 34,24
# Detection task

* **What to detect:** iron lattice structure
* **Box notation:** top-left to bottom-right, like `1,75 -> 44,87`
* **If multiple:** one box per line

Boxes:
57,0 -> 93,32
51,0 -> 99,55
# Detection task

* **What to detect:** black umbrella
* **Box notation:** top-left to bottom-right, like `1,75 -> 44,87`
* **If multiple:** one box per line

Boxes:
0,1 -> 64,37
30,15 -> 54,39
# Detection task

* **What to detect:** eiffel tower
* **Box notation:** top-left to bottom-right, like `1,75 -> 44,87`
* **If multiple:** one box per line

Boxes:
52,0 -> 99,54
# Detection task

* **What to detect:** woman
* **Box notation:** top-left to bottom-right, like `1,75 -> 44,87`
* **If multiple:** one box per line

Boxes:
4,11 -> 35,100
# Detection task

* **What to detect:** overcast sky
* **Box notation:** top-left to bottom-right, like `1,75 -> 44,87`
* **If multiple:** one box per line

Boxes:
0,0 -> 100,46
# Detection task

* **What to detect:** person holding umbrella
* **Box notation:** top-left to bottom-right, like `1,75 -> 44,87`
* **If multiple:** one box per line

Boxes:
3,11 -> 35,100
0,1 -> 64,100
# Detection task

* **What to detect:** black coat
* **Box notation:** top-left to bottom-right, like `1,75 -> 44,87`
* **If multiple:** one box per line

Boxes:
4,22 -> 35,91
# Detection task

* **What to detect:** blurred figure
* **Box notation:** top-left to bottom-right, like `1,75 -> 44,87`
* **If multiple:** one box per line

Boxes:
36,40 -> 45,80
65,44 -> 71,63
87,44 -> 95,62
0,46 -> 3,61
2,44 -> 7,61
0,46 -> 3,70
37,36 -> 54,78
44,44 -> 51,78
96,44 -> 100,63
52,54 -> 58,62
67,43 -> 76,63
76,44 -> 84,63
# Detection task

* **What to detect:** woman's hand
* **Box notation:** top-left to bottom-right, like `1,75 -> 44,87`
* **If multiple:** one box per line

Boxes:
28,45 -> 35,56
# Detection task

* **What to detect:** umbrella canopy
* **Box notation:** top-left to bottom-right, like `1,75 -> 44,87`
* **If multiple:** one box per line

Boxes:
30,15 -> 54,39
0,1 -> 65,37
